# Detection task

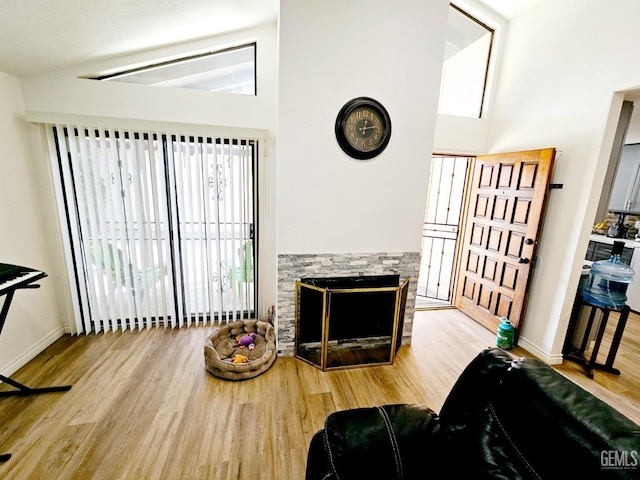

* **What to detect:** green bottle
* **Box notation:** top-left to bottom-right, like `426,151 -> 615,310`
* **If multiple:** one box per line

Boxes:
496,317 -> 515,350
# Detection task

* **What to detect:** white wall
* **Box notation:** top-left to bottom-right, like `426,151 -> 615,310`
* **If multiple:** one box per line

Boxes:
485,0 -> 640,362
278,0 -> 449,255
0,72 -> 67,374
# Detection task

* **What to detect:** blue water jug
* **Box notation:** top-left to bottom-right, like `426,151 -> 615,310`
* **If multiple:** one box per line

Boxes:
583,241 -> 635,310
496,317 -> 515,350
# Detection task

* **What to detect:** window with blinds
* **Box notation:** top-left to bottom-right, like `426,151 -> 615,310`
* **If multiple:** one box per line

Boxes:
47,125 -> 257,333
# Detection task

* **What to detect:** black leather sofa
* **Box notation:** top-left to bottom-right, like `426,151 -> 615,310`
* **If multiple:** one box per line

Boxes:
305,347 -> 640,479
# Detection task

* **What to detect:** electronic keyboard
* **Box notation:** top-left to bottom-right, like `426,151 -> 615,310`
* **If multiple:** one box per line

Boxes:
0,263 -> 47,296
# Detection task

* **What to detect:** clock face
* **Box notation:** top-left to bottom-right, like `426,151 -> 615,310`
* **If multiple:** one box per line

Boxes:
335,97 -> 391,160
344,108 -> 384,152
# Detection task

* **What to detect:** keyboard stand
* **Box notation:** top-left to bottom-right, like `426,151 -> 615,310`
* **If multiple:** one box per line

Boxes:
0,278 -> 72,463
0,373 -> 72,398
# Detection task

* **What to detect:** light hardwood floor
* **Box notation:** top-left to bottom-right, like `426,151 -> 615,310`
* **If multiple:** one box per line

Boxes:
0,308 -> 638,480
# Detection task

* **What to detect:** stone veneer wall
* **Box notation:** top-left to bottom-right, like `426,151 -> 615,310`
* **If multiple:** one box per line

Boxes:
276,252 -> 420,356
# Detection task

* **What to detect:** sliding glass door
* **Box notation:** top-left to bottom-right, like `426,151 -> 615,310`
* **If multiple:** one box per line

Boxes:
168,135 -> 256,327
48,126 -> 258,333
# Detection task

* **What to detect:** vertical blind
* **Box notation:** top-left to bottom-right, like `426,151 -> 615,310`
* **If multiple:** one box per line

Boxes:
47,125 -> 257,334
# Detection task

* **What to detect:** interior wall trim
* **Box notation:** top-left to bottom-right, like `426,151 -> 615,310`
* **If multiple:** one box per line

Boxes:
25,110 -> 269,141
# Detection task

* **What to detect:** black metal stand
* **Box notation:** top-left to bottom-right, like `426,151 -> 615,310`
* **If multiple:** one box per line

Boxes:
563,300 -> 630,379
0,374 -> 72,398
0,280 -> 72,462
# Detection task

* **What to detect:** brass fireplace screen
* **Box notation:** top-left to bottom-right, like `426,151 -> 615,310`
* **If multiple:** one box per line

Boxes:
294,274 -> 410,371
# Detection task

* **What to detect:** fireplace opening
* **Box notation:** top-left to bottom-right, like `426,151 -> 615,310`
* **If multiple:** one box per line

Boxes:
295,274 -> 410,370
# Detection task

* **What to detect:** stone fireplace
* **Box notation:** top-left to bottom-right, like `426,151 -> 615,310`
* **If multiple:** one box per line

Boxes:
276,252 -> 420,357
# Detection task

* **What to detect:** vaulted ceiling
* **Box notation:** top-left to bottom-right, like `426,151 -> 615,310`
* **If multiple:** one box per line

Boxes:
0,0 -> 535,78
0,0 -> 278,77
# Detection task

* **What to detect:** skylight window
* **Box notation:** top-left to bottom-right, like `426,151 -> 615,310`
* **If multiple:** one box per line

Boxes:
89,43 -> 256,95
438,4 -> 494,118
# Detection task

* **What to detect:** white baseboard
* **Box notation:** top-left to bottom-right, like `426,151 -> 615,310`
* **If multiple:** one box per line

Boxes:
0,324 -> 69,377
517,337 -> 564,365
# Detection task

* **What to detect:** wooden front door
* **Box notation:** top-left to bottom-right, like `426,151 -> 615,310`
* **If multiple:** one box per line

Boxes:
454,148 -> 555,335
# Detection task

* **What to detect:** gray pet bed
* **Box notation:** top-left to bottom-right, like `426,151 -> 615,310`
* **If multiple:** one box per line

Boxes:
204,319 -> 276,380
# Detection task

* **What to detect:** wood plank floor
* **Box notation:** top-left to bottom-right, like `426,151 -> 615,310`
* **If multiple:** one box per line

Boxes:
0,309 -> 638,480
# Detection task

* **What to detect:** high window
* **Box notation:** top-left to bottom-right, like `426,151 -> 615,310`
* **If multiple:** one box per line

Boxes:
87,43 -> 256,95
438,4 -> 494,118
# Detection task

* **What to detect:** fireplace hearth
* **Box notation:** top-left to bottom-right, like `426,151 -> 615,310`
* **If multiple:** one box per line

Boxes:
295,274 -> 410,370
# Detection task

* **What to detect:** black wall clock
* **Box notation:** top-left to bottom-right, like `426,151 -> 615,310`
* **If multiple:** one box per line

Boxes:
335,97 -> 391,160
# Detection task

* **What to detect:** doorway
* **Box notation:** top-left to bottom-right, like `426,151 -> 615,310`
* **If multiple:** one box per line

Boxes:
417,148 -> 556,339
416,154 -> 471,309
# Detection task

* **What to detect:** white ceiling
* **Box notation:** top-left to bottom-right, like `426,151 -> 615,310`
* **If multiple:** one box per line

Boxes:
0,0 -> 533,79
474,0 -> 538,21
0,0 -> 278,77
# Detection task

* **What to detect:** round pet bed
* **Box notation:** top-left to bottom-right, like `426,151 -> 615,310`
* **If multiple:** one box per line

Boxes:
204,319 -> 276,380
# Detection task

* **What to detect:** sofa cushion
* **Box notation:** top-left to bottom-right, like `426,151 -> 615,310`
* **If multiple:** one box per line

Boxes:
315,404 -> 441,479
490,356 -> 640,480
439,346 -> 513,428
441,350 -> 640,480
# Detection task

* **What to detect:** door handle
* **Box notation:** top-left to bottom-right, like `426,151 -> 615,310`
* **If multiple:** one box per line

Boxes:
518,257 -> 530,264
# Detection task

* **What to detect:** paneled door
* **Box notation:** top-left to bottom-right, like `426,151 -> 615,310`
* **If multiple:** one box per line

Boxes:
454,148 -> 555,335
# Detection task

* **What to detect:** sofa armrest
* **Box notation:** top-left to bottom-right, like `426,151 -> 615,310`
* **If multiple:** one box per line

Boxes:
305,403 -> 441,480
